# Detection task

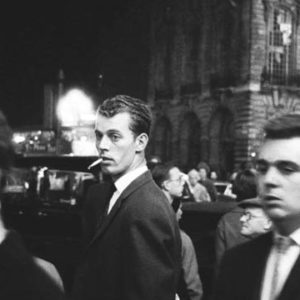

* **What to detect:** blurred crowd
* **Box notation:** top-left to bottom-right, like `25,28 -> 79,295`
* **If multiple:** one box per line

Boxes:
1,96 -> 300,300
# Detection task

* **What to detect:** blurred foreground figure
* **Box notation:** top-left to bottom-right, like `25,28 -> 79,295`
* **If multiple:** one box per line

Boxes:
214,114 -> 300,300
0,110 -> 64,300
215,169 -> 257,264
152,163 -> 203,300
73,96 -> 181,300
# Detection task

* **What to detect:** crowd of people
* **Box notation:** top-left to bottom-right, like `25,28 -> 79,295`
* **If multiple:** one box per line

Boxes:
1,95 -> 300,300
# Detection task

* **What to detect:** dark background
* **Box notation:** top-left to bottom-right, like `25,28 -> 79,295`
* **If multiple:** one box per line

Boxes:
0,1 -> 151,127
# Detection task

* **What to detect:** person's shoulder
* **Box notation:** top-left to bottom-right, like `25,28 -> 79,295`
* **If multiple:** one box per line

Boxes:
224,232 -> 272,259
180,230 -> 193,247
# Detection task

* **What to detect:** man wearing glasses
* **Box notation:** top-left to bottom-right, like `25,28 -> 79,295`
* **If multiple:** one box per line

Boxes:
214,114 -> 300,300
152,163 -> 203,300
239,198 -> 272,239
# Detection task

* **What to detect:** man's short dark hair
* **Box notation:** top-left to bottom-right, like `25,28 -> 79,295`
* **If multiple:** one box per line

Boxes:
97,95 -> 152,137
232,169 -> 257,202
197,161 -> 210,174
264,113 -> 300,139
152,163 -> 176,188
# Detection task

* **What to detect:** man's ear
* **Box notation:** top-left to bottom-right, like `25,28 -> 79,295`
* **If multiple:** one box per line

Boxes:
263,218 -> 272,231
135,133 -> 149,152
161,180 -> 170,192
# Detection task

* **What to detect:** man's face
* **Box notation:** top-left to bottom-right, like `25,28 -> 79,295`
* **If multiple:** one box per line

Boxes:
257,138 -> 300,227
95,112 -> 144,180
188,171 -> 199,186
199,168 -> 207,180
240,207 -> 269,237
166,167 -> 185,199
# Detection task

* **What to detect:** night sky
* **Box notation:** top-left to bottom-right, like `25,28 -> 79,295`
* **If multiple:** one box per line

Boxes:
1,1 -> 150,128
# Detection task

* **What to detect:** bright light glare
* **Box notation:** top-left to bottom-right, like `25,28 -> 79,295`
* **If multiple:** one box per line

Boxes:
13,134 -> 26,144
57,89 -> 95,126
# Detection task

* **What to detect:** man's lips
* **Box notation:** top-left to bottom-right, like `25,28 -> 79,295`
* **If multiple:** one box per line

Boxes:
101,157 -> 113,162
262,195 -> 282,207
263,195 -> 280,201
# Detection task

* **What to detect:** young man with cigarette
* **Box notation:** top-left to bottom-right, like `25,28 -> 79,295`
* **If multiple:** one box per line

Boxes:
73,95 -> 181,300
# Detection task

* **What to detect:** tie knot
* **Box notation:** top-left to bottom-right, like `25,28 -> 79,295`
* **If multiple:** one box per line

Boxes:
274,236 -> 293,253
109,183 -> 116,195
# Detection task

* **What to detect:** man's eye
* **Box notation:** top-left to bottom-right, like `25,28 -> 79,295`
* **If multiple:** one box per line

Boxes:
95,133 -> 103,141
277,164 -> 298,174
111,134 -> 120,142
256,164 -> 268,174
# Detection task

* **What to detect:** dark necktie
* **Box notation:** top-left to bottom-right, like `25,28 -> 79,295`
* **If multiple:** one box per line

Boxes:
96,183 -> 116,230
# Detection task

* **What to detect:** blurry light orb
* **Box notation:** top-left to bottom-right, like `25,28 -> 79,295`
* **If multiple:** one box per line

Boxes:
57,89 -> 95,126
13,134 -> 26,144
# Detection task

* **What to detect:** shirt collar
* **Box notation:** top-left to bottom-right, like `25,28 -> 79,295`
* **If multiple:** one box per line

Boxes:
114,165 -> 148,195
273,227 -> 300,246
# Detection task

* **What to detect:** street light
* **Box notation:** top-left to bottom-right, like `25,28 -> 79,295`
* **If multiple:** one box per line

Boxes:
56,88 -> 95,127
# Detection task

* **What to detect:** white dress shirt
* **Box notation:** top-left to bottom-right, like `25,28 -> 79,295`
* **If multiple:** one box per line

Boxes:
107,165 -> 148,214
260,228 -> 300,300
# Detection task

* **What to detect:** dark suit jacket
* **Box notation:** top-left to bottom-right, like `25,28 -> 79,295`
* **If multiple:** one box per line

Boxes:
213,231 -> 300,300
0,230 -> 64,300
215,206 -> 250,265
73,170 -> 182,300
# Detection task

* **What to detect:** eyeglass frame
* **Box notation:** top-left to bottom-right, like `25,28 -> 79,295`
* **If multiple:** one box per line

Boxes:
242,211 -> 266,222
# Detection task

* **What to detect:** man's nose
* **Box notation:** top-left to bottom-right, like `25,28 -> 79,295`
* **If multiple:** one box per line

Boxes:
240,215 -> 246,222
96,135 -> 110,151
262,166 -> 280,187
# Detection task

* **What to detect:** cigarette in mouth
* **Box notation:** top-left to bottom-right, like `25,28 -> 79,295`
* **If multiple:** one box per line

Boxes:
88,158 -> 103,170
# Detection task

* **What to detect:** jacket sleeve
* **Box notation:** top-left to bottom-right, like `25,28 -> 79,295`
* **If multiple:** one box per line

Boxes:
180,230 -> 203,300
0,231 -> 65,300
121,199 -> 181,300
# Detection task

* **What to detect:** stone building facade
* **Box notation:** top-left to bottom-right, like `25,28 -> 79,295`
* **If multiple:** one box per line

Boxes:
146,0 -> 300,178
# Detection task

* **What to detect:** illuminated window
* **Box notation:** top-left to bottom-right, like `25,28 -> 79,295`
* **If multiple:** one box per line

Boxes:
267,6 -> 294,85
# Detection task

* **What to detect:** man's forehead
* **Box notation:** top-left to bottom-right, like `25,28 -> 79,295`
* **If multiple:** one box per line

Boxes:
169,167 -> 180,177
258,138 -> 300,160
95,112 -> 131,130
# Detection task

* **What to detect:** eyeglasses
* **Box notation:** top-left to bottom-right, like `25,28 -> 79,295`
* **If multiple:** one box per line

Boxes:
242,211 -> 265,222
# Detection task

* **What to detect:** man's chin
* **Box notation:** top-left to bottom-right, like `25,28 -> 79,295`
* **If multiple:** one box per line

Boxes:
101,166 -> 115,175
264,207 -> 287,221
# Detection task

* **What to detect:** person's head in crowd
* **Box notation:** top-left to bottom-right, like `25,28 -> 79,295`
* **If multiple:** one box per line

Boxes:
210,170 -> 218,181
147,155 -> 162,171
187,169 -> 200,187
197,161 -> 210,180
152,163 -> 185,204
232,168 -> 257,202
256,113 -> 300,235
239,198 -> 272,238
0,110 -> 14,191
95,95 -> 152,181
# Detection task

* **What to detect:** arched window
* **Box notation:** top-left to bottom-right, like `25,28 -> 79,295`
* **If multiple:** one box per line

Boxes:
266,5 -> 295,85
209,109 -> 234,177
152,117 -> 172,162
179,113 -> 201,170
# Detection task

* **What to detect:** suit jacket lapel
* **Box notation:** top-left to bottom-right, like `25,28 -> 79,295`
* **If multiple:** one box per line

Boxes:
251,232 -> 273,300
87,171 -> 152,250
278,251 -> 300,300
